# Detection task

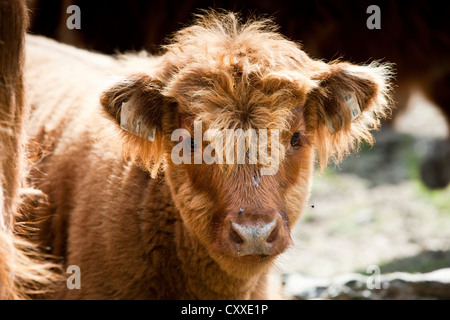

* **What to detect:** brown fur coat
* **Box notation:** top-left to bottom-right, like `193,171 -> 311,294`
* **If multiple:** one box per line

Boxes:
24,12 -> 392,299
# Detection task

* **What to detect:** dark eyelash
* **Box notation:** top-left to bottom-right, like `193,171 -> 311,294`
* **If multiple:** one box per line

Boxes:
299,132 -> 311,147
290,132 -> 310,147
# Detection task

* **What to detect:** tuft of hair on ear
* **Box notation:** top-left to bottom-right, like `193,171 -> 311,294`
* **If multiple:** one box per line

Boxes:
99,74 -> 167,178
308,61 -> 395,171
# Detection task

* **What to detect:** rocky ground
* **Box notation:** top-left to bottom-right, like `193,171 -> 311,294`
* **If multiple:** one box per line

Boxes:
277,91 -> 450,299
284,268 -> 450,300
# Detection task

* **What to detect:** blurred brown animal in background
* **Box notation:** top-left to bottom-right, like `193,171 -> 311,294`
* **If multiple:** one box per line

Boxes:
27,0 -> 450,189
24,11 -> 392,299
0,0 -> 54,299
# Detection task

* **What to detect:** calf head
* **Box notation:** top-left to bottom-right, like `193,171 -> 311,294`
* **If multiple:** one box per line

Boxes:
100,12 -> 392,277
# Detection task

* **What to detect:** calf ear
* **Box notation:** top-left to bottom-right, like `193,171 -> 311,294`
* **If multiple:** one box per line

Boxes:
307,61 -> 393,169
100,74 -> 167,177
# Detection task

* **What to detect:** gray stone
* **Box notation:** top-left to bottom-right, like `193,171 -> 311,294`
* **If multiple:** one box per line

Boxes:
283,268 -> 450,300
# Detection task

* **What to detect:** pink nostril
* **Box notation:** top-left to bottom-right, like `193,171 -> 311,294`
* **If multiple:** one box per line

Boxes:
229,228 -> 244,244
266,225 -> 279,243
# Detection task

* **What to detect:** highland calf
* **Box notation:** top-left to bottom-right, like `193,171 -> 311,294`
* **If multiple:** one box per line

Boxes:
24,12 -> 392,299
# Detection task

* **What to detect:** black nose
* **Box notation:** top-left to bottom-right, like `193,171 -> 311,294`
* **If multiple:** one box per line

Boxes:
229,219 -> 278,256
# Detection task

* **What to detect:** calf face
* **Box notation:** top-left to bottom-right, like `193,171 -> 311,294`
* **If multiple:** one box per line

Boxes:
100,12 -> 392,277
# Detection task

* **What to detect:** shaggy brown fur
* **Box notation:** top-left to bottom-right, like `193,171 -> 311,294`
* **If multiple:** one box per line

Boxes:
27,1 -> 450,190
24,12 -> 392,299
0,0 -> 55,299
26,1 -> 447,127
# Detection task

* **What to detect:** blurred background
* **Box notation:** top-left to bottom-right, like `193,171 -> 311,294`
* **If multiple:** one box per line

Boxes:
26,0 -> 450,298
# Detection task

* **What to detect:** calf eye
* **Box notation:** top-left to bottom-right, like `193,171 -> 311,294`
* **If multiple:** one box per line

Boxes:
290,132 -> 301,147
290,132 -> 310,148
